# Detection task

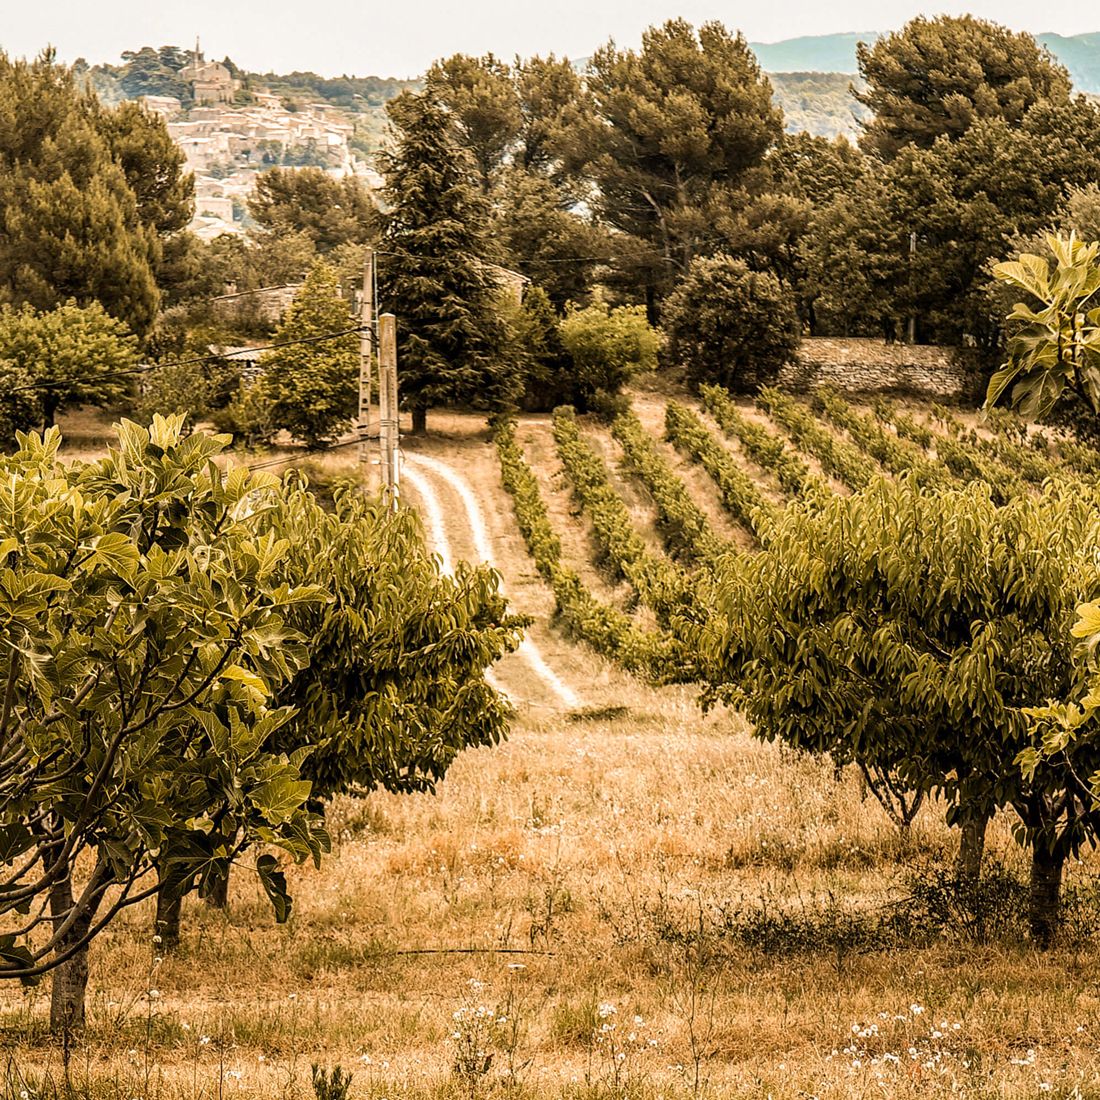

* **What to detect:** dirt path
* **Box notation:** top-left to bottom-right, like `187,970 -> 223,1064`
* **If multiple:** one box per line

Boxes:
401,450 -> 582,712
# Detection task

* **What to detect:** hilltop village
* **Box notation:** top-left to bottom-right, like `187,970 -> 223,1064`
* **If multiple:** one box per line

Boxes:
139,51 -> 379,241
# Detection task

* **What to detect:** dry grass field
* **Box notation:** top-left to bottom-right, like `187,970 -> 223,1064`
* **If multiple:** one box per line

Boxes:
7,391 -> 1100,1100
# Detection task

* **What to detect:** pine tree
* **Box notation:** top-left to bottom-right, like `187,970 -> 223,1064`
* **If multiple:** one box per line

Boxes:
554,20 -> 783,314
0,51 -> 160,336
258,262 -> 358,448
856,16 -> 1072,160
380,86 -> 516,434
250,167 -> 377,254
95,99 -> 195,297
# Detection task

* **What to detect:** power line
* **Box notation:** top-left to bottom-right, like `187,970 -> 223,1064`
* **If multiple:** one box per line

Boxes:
242,437 -> 366,472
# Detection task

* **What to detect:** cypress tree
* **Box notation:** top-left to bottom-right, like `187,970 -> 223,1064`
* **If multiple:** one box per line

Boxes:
380,85 -> 516,434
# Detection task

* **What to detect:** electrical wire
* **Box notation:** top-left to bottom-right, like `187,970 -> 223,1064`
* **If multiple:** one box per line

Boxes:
241,436 -> 369,472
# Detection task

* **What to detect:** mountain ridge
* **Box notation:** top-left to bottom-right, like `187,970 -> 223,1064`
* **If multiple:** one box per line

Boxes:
749,30 -> 1100,92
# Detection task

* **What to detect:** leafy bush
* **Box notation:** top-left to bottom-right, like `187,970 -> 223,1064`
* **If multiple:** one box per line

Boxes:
131,360 -> 214,435
211,381 -> 279,448
663,255 -> 799,393
0,300 -> 138,426
872,398 -> 934,448
558,301 -> 659,417
0,364 -> 42,444
0,417 -> 521,1026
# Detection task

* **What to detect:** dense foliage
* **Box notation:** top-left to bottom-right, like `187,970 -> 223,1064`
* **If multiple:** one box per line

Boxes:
855,16 -> 1072,159
986,234 -> 1100,419
0,416 -> 521,1028
0,301 -> 138,435
663,256 -> 799,392
557,303 -> 659,415
249,168 -> 377,255
698,476 -> 1100,945
0,52 -> 175,336
559,20 -> 783,312
257,263 -> 359,448
0,419 -> 330,1027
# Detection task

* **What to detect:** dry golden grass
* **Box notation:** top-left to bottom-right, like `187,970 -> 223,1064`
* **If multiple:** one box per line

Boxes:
10,399 -> 1100,1099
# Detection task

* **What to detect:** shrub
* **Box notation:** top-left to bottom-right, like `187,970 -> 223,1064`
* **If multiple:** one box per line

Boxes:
131,360 -> 214,434
0,364 -> 42,444
663,255 -> 799,393
211,380 -> 279,448
558,301 -> 659,416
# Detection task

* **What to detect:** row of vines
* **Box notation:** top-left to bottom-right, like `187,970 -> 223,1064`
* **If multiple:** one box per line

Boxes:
493,386 -> 1100,945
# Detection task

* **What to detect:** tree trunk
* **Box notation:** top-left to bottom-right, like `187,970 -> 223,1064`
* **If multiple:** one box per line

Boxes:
49,873 -> 93,1034
154,862 -> 189,950
42,392 -> 60,429
1029,843 -> 1066,948
955,815 -> 988,884
411,406 -> 427,435
205,864 -> 230,910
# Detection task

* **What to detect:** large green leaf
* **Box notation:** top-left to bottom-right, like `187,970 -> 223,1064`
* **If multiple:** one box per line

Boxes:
256,854 -> 292,923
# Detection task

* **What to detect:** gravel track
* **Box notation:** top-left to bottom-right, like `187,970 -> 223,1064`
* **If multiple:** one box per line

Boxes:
401,450 -> 581,711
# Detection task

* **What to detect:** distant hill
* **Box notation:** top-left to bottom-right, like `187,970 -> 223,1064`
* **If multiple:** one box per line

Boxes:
751,30 -> 1100,140
769,73 -> 867,140
1036,33 -> 1100,92
73,33 -> 1100,153
750,30 -> 1100,94
749,33 -> 877,74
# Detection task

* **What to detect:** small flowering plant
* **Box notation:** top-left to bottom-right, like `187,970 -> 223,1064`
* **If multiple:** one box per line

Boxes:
451,980 -> 508,1098
828,1003 -> 970,1083
587,1002 -> 659,1098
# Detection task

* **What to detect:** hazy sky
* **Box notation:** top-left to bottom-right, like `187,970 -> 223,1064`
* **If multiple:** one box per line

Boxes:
3,0 -> 1097,77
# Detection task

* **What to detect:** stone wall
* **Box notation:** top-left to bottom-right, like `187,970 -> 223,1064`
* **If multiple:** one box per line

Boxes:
778,338 -> 976,400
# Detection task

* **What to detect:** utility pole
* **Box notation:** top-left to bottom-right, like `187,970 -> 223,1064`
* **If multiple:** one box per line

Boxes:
908,231 -> 917,345
357,249 -> 375,473
378,312 -> 400,505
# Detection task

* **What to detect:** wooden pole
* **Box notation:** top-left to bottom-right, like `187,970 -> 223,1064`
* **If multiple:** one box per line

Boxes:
357,249 -> 375,472
908,231 -> 917,346
379,312 -> 399,503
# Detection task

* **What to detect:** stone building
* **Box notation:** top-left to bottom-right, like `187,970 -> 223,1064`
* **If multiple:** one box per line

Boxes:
180,46 -> 237,105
